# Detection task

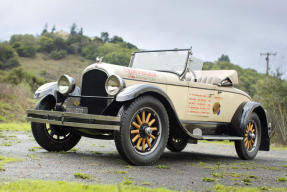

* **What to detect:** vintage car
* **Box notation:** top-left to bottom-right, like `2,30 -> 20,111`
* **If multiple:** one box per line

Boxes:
27,48 -> 270,165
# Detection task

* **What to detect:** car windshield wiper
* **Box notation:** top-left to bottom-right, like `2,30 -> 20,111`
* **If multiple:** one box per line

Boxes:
156,70 -> 179,76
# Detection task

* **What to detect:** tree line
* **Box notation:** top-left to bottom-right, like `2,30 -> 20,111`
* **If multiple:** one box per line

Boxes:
0,23 -> 137,70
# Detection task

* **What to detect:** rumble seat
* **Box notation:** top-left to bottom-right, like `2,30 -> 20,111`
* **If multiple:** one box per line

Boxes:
195,70 -> 239,86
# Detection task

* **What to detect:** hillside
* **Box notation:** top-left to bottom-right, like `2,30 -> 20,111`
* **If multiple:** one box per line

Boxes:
19,53 -> 93,83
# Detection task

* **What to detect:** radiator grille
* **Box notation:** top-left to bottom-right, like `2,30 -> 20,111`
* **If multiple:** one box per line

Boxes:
81,69 -> 108,114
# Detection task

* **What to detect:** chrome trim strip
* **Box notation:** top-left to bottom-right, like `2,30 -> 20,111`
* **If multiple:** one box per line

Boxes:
27,117 -> 119,131
27,109 -> 120,122
192,135 -> 243,140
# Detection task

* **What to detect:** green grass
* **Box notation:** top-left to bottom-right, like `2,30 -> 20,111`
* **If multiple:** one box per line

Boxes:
1,180 -> 287,192
0,180 -> 176,192
0,122 -> 30,131
202,177 -> 215,182
199,140 -> 233,145
102,169 -> 128,174
157,165 -> 169,169
74,172 -> 92,180
212,184 -> 287,192
277,177 -> 287,182
0,156 -> 23,171
271,145 -> 287,151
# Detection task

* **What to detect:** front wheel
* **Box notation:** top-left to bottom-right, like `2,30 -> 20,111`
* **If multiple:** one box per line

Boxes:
235,112 -> 261,160
114,96 -> 169,165
31,97 -> 81,152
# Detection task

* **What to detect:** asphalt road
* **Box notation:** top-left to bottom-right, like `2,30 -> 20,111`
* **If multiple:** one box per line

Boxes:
1,131 -> 287,191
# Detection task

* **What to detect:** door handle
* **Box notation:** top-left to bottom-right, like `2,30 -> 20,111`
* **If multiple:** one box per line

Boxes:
218,90 -> 223,94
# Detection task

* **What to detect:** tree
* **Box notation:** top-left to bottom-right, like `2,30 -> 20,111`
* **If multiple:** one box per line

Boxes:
218,54 -> 230,62
110,35 -> 123,43
70,23 -> 77,36
51,25 -> 56,33
37,35 -> 54,53
41,23 -> 48,35
100,32 -> 109,43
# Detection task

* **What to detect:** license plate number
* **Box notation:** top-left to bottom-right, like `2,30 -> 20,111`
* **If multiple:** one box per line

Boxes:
66,107 -> 88,114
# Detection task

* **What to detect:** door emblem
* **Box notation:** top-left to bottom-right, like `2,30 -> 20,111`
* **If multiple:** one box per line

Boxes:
213,102 -> 221,115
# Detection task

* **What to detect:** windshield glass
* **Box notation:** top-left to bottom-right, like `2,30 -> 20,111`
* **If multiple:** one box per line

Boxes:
131,50 -> 189,75
190,57 -> 203,71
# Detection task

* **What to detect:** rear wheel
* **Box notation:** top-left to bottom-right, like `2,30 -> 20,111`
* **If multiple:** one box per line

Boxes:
31,98 -> 81,151
235,113 -> 261,160
166,136 -> 188,152
114,96 -> 169,165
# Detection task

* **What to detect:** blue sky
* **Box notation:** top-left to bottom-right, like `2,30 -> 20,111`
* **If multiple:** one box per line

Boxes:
0,0 -> 286,75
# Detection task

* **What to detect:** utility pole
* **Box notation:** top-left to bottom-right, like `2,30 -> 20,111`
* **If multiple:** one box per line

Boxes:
260,52 -> 277,75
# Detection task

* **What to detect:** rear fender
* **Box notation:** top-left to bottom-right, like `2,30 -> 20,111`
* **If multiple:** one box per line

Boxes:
233,101 -> 270,151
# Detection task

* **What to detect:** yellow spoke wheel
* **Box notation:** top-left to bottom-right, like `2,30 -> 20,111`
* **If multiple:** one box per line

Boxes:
244,122 -> 256,151
130,108 -> 161,154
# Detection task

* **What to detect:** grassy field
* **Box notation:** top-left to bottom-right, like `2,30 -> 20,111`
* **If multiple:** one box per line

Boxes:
0,123 -> 30,132
0,180 -> 286,192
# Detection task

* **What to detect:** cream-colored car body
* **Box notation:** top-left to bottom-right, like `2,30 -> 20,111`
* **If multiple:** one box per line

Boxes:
83,63 -> 250,124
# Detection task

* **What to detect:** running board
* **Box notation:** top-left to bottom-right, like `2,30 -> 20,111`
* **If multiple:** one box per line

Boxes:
191,135 -> 243,141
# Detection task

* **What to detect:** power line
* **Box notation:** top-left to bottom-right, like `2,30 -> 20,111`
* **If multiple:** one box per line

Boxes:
260,52 -> 277,75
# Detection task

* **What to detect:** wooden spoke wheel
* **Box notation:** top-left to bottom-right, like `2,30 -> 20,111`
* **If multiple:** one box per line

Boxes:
244,122 -> 257,152
235,112 -> 261,160
114,95 -> 169,165
130,108 -> 162,155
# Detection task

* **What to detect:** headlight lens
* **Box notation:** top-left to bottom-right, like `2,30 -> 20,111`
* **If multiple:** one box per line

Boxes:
57,74 -> 75,95
105,75 -> 125,96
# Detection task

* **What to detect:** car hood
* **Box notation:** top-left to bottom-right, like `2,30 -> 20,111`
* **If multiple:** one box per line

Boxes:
83,62 -> 171,84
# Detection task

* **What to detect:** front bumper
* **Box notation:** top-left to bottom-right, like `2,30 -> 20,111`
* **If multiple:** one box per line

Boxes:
26,109 -> 120,131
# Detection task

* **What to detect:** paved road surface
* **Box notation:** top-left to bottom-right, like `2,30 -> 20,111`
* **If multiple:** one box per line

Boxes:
1,131 -> 287,191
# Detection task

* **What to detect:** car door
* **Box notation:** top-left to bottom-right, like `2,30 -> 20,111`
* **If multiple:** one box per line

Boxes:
185,81 -> 217,122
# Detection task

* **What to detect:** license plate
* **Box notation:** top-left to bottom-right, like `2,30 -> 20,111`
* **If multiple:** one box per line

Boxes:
66,107 -> 88,114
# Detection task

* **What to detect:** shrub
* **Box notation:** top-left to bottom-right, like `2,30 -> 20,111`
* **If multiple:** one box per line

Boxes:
0,42 -> 15,62
10,34 -> 37,57
6,58 -> 20,69
49,50 -> 67,60
3,67 -> 45,91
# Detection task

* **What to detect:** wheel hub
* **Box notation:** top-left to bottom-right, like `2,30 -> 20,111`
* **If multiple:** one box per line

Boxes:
139,123 -> 153,138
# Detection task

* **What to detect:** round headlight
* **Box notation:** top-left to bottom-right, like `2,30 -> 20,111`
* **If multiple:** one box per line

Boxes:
57,74 -> 75,95
105,75 -> 125,96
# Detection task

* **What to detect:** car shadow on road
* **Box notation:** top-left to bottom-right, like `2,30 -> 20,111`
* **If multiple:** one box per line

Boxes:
38,149 -> 275,166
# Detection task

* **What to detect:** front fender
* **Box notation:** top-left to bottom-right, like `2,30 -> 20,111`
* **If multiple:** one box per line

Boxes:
116,84 -> 172,105
34,82 -> 80,100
